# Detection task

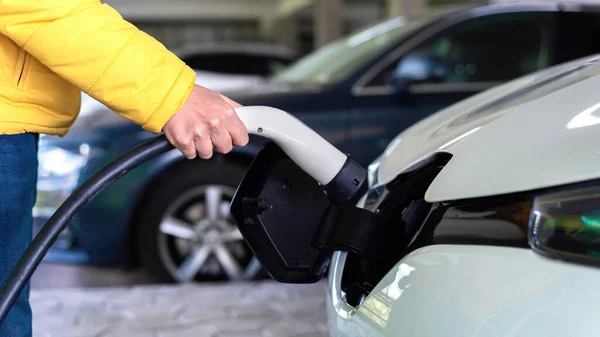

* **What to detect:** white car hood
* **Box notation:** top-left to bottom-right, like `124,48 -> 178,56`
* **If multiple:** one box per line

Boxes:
374,54 -> 600,202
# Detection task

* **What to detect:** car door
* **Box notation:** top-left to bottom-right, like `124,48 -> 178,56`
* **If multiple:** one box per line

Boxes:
348,11 -> 556,165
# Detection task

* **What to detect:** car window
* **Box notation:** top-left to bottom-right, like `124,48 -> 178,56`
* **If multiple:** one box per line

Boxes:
181,53 -> 288,76
575,12 -> 600,57
266,58 -> 293,76
270,11 -> 447,85
556,11 -> 600,61
182,54 -> 225,73
366,12 -> 554,87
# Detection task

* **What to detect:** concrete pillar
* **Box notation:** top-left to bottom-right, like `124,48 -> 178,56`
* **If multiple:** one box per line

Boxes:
314,0 -> 343,48
259,16 -> 275,42
387,0 -> 428,18
271,17 -> 300,53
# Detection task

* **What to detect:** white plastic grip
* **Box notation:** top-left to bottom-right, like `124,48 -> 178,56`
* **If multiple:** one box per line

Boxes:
234,106 -> 347,186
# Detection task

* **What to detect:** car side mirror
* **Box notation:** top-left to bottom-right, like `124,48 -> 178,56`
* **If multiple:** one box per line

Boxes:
391,53 -> 448,92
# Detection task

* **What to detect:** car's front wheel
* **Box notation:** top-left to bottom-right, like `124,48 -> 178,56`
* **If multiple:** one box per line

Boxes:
136,159 -> 263,283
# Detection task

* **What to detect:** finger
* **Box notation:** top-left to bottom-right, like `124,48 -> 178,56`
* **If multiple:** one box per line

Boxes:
219,104 -> 249,146
164,129 -> 177,148
176,138 -> 196,160
178,135 -> 196,159
226,117 -> 249,147
210,125 -> 233,154
181,143 -> 197,160
165,129 -> 196,160
219,94 -> 243,108
194,134 -> 213,159
206,116 -> 233,154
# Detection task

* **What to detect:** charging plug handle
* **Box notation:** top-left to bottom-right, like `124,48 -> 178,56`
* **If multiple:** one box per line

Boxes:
236,106 -> 348,187
237,106 -> 367,205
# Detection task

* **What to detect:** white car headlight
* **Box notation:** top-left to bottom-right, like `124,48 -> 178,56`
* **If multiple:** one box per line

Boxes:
529,184 -> 600,265
428,182 -> 600,266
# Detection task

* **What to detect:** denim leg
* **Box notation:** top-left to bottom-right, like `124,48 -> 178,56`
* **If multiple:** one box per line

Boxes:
0,133 -> 38,337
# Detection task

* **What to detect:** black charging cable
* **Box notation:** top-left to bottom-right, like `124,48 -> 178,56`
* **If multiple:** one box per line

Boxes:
0,134 -> 174,325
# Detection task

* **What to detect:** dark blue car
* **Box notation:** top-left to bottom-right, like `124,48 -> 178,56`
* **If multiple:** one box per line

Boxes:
35,2 -> 600,283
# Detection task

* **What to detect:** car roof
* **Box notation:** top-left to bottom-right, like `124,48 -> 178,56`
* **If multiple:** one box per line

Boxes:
491,0 -> 600,5
434,1 -> 600,22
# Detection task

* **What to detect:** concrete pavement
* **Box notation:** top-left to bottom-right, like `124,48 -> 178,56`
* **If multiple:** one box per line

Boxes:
31,280 -> 329,337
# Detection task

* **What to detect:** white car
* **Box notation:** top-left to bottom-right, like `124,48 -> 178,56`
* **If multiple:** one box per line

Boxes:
323,53 -> 600,336
230,51 -> 600,335
229,52 -> 600,335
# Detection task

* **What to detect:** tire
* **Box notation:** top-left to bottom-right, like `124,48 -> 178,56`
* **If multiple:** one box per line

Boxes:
136,158 -> 265,283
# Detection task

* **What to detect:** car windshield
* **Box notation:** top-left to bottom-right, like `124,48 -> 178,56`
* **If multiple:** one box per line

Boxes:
271,12 -> 445,85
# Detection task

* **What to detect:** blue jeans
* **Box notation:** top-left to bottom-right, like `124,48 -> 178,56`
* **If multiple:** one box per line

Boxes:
0,133 -> 38,337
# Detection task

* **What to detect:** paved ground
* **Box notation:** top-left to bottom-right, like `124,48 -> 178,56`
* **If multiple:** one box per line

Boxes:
30,264 -> 330,337
31,263 -> 154,289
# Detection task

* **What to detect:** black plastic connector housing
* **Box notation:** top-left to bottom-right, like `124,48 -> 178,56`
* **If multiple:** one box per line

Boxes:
230,141 -> 404,284
323,156 -> 368,206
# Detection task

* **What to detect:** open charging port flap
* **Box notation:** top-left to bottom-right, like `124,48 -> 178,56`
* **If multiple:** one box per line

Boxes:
230,141 -> 405,284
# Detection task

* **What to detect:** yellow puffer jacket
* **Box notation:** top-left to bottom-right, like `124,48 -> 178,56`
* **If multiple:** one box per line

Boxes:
0,0 -> 196,136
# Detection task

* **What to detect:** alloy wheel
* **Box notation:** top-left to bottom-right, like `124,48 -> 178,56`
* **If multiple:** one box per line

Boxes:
156,184 -> 260,282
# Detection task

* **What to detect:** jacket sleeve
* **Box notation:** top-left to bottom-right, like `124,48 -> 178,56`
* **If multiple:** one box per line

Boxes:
0,0 -> 197,133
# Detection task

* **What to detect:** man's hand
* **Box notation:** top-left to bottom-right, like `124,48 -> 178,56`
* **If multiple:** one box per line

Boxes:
163,85 -> 249,159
